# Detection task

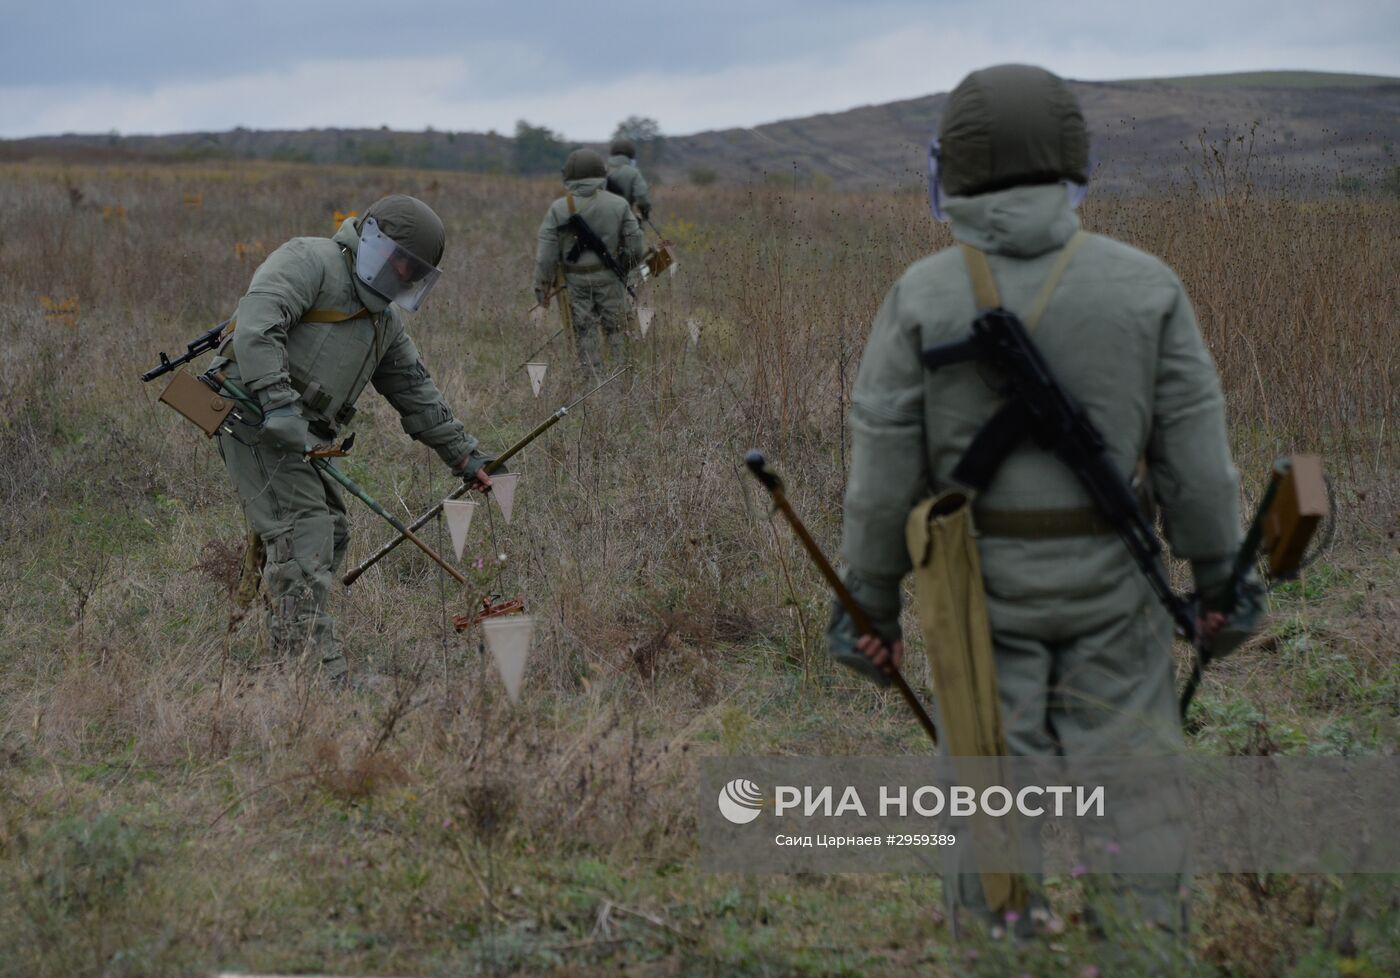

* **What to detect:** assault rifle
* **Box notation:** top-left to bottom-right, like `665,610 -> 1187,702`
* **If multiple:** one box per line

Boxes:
921,307 -> 1199,646
141,319 -> 232,382
563,214 -> 636,299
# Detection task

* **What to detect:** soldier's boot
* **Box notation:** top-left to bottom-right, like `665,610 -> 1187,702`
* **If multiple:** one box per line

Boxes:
605,323 -> 626,363
1083,899 -> 1193,977
263,517 -> 345,681
323,470 -> 352,687
267,592 -> 346,681
573,317 -> 604,374
943,871 -> 1045,942
597,282 -> 630,365
1085,878 -> 1187,926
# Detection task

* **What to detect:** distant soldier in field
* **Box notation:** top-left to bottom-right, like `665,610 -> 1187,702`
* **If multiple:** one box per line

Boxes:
211,195 -> 493,684
827,64 -> 1263,951
534,149 -> 645,373
605,136 -> 652,222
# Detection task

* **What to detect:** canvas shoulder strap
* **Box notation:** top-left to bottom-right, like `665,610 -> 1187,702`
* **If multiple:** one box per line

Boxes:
299,307 -> 368,323
958,243 -> 1002,310
959,229 -> 1086,331
221,249 -> 372,350
566,190 -> 606,218
225,305 -> 368,335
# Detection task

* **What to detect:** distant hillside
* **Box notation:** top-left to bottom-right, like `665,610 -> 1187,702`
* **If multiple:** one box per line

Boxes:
0,126 -> 516,172
3,71 -> 1396,194
1131,70 -> 1398,89
654,72 -> 1400,193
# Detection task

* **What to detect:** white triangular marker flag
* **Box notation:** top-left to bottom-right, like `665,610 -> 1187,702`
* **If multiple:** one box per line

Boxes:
637,305 -> 655,337
529,305 -> 545,328
491,472 -> 519,524
442,500 -> 478,560
686,316 -> 701,345
482,615 -> 535,703
525,362 -> 547,397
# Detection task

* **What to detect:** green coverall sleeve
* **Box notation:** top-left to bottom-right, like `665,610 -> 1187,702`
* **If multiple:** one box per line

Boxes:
1145,278 -> 1241,564
231,240 -> 325,400
371,328 -> 476,469
620,208 -> 645,269
633,171 -> 651,216
827,281 -> 930,684
841,281 -> 930,586
534,205 -> 561,293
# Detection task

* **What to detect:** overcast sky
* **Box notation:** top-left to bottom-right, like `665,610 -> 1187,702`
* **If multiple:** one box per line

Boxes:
1,0 -> 1395,139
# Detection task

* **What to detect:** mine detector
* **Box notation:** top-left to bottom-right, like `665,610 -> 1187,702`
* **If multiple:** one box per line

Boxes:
143,320 -> 625,629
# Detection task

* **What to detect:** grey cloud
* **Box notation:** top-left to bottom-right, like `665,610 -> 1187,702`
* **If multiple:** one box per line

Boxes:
1,0 -> 1395,138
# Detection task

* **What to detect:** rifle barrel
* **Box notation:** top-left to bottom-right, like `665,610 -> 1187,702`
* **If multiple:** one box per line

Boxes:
141,318 -> 232,382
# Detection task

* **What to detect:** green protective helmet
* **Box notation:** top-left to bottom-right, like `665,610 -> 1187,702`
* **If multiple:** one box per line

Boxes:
562,148 -> 607,181
609,137 -> 637,158
358,194 -> 446,266
936,64 -> 1089,198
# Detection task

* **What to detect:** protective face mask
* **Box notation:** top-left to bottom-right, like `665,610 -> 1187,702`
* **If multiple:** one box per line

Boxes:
354,217 -> 443,312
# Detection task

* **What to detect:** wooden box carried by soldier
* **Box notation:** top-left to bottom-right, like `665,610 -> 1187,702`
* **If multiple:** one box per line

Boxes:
158,369 -> 235,437
641,242 -> 677,280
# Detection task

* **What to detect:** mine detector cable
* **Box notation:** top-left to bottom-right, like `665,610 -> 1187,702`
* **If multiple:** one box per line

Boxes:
744,450 -> 940,747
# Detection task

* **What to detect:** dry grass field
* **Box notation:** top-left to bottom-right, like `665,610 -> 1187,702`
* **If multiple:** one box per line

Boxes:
0,156 -> 1396,977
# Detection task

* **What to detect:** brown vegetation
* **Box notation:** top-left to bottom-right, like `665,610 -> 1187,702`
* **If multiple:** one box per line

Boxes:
0,154 -> 1395,976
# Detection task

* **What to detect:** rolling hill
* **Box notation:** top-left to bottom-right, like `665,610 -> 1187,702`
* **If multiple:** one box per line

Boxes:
3,71 -> 1396,194
653,71 -> 1400,192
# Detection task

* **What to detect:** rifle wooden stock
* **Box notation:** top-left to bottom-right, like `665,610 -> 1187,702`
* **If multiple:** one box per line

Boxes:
745,451 -> 939,747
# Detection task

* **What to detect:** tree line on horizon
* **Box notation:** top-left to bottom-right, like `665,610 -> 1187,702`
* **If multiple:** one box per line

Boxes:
0,116 -> 667,177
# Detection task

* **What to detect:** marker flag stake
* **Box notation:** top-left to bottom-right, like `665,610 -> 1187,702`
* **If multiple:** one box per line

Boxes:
442,499 -> 478,560
491,472 -> 520,524
686,316 -> 701,345
525,362 -> 548,397
481,615 -> 536,703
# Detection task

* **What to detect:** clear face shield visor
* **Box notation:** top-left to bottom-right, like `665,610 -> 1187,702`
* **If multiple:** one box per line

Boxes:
925,138 -> 1090,224
354,217 -> 443,312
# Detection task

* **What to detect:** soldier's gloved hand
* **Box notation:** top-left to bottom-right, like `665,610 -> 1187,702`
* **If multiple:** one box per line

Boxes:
261,405 -> 309,455
825,570 -> 902,687
1193,558 -> 1267,658
452,449 -> 500,492
639,204 -> 651,221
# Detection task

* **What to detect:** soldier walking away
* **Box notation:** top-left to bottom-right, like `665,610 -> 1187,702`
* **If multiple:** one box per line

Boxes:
826,64 -> 1264,961
210,195 -> 493,685
605,136 -> 652,222
534,149 -> 645,374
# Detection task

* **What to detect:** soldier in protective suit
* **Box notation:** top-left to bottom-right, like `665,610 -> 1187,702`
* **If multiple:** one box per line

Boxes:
827,65 -> 1263,949
605,137 -> 652,221
534,149 -> 645,373
212,195 -> 492,683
